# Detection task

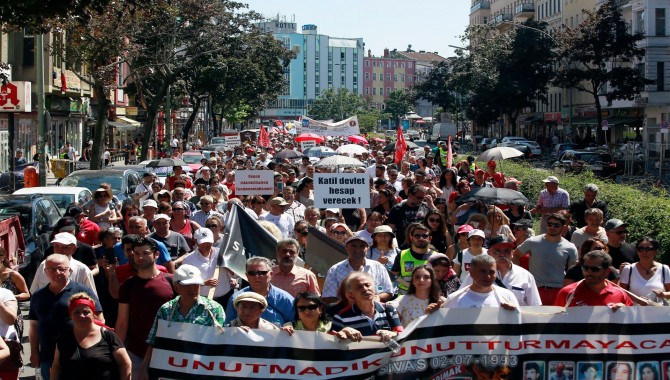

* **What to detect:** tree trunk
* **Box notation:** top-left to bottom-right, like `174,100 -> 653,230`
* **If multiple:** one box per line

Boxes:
90,83 -> 110,170
139,79 -> 171,161
181,97 -> 201,141
594,94 -> 604,146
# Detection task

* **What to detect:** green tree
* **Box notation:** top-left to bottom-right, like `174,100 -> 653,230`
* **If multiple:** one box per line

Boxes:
308,88 -> 363,121
384,89 -> 415,126
414,61 -> 455,113
554,0 -> 652,144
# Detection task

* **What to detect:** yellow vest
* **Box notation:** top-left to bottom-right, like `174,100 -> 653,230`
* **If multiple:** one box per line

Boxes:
398,249 -> 431,293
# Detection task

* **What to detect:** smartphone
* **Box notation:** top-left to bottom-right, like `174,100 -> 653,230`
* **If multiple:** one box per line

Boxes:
104,249 -> 118,265
277,182 -> 284,191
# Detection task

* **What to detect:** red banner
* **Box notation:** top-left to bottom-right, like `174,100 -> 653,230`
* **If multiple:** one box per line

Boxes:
394,126 -> 406,164
258,125 -> 270,148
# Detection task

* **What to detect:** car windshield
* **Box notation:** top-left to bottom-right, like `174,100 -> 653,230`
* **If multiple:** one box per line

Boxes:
44,194 -> 75,214
0,202 -> 32,232
61,175 -> 123,193
182,154 -> 204,164
211,137 -> 225,144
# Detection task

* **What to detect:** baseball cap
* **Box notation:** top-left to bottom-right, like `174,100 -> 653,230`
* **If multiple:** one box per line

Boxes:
194,228 -> 214,244
489,235 -> 515,248
325,208 -> 340,214
51,232 -> 78,246
142,199 -> 158,208
64,204 -> 84,218
604,219 -> 628,231
475,169 -> 485,175
173,264 -> 204,286
467,229 -> 485,239
487,160 -> 496,168
234,291 -> 268,310
153,214 -> 171,222
54,217 -> 78,232
345,235 -> 369,245
543,176 -> 560,184
457,224 -> 474,235
269,197 -> 288,206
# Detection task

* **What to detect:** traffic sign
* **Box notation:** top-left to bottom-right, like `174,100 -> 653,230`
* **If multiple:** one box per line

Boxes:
601,120 -> 609,131
661,121 -> 669,134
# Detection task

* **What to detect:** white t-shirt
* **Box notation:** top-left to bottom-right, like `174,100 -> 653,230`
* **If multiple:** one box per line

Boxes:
171,138 -> 179,148
443,285 -> 519,308
182,247 -> 233,298
260,213 -> 295,239
453,249 -> 489,281
103,150 -> 111,160
0,288 -> 17,340
67,146 -> 76,160
620,263 -> 670,298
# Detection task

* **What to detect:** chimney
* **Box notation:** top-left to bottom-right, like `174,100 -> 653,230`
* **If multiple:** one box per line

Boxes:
368,49 -> 371,57
384,48 -> 389,57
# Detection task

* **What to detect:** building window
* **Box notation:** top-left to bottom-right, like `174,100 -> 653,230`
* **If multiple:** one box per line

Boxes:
373,88 -> 376,95
394,74 -> 398,82
656,8 -> 666,36
658,62 -> 665,91
401,62 -> 405,68
394,62 -> 398,68
380,87 -> 383,95
373,73 -> 377,81
408,62 -> 412,68
365,72 -> 370,80
401,74 -> 405,82
387,73 -> 391,81
386,62 -> 391,68
636,11 -> 645,33
365,60 -> 369,67
386,87 -> 391,95
365,87 -> 370,95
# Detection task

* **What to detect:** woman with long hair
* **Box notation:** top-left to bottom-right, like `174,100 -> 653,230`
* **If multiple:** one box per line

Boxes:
620,236 -> 670,302
51,293 -> 131,379
281,293 -> 331,335
485,207 -> 515,242
439,168 -> 458,200
88,188 -> 122,229
169,201 -> 201,250
389,265 -> 445,327
296,177 -> 315,207
424,210 -> 452,254
448,180 -> 471,216
0,248 -> 29,302
371,188 -> 397,220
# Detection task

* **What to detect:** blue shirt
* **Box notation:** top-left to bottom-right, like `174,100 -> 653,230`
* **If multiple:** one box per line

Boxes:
113,238 -> 171,265
224,285 -> 295,327
29,281 -> 102,362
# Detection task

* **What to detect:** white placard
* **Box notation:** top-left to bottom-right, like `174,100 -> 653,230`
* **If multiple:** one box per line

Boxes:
313,173 -> 370,209
297,115 -> 360,136
300,140 -> 316,150
235,170 -> 275,195
224,134 -> 241,147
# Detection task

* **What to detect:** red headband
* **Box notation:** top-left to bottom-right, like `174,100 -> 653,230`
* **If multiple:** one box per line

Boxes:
69,298 -> 95,315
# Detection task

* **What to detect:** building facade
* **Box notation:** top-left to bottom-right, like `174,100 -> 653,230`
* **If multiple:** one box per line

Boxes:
362,49 -> 416,111
393,50 -> 447,119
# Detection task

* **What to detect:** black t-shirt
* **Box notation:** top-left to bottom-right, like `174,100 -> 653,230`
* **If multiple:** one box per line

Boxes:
386,201 -> 430,244
607,242 -> 639,269
56,327 -> 122,380
150,231 -> 190,259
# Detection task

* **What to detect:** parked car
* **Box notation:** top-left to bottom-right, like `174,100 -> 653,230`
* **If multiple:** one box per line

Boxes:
551,143 -> 580,160
513,140 -> 543,157
0,194 -> 61,284
182,150 -> 205,172
59,167 -> 142,205
552,150 -> 619,178
479,138 -> 497,151
13,186 -> 93,215
498,136 -> 528,147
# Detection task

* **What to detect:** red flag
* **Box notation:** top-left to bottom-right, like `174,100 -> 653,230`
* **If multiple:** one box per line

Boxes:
258,125 -> 270,148
60,72 -> 67,94
447,134 -> 453,168
394,125 -> 407,164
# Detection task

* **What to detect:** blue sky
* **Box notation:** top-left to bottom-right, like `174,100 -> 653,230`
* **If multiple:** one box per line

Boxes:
244,1 -> 471,58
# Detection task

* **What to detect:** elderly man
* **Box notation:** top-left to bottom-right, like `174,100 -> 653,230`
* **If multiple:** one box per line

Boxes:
323,236 -> 394,303
386,184 -> 432,245
569,183 -> 609,228
554,250 -> 633,309
29,254 -> 102,380
149,214 -> 189,259
571,208 -> 608,251
605,218 -> 639,271
330,272 -> 403,342
113,216 -> 174,272
171,185 -> 196,216
141,264 -> 225,379
31,232 -> 97,295
531,176 -> 570,233
190,195 -> 224,227
228,292 -> 278,330
443,254 -> 519,309
270,239 -> 320,298
514,213 -> 577,306
282,186 -> 305,222
260,197 -> 295,239
392,223 -> 441,294
224,257 -> 295,327
116,237 -> 176,378
463,236 -> 541,306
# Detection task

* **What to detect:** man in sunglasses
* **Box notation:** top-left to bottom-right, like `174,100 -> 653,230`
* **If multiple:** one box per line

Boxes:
604,218 -> 639,272
392,223 -> 442,294
514,213 -> 577,306
224,256 -> 295,328
554,250 -> 633,309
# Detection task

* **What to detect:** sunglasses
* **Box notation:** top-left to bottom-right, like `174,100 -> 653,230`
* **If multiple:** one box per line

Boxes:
205,224 -> 219,229
298,230 -> 309,236
173,208 -> 185,211
297,304 -> 319,312
413,234 -> 430,239
581,265 -> 603,272
637,246 -> 655,252
247,270 -> 269,277
331,231 -> 346,236
546,222 -> 563,228
427,218 -> 441,223
200,202 -> 211,206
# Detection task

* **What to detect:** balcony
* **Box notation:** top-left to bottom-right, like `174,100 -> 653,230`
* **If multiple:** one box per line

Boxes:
491,14 -> 513,29
470,1 -> 490,14
596,0 -> 630,7
514,3 -> 535,21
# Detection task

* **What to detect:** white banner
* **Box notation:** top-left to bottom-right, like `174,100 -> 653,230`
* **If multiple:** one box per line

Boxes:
297,116 -> 360,136
313,173 -> 370,209
150,306 -> 670,379
235,170 -> 275,195
0,81 -> 31,112
300,140 -> 317,150
224,134 -> 241,147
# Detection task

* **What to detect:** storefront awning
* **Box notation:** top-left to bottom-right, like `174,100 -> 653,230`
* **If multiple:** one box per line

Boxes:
570,117 -> 642,127
109,116 -> 141,130
571,117 -> 598,125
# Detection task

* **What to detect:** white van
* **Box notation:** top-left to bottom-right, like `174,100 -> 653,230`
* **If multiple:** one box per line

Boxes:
429,123 -> 458,142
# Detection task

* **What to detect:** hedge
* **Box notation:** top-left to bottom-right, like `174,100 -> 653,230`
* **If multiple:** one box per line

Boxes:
474,159 -> 670,264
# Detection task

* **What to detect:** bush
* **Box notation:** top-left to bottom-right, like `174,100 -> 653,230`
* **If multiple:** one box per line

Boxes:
480,159 -> 670,264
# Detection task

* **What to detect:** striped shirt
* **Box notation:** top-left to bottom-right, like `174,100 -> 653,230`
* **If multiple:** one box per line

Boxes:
322,259 -> 394,299
330,302 -> 403,336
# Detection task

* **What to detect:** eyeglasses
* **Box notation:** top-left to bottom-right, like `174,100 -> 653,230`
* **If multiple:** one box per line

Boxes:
200,202 -> 211,206
173,208 -> 185,211
205,224 -> 219,229
637,246 -> 656,252
413,234 -> 430,239
331,231 -> 346,236
546,222 -> 563,228
247,270 -> 270,277
428,218 -> 441,223
298,230 -> 309,236
581,265 -> 603,272
297,304 -> 319,312
614,230 -> 629,235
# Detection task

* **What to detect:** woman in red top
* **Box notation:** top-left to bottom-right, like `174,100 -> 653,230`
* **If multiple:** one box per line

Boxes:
169,201 -> 201,250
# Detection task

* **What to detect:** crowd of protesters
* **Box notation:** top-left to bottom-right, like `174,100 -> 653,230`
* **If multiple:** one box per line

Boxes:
15,128 -> 670,379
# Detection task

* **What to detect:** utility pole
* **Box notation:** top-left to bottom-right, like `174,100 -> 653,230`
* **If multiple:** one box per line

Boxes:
37,34 -> 47,186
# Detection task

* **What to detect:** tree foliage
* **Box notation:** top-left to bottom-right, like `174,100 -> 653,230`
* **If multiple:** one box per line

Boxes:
414,61 -> 455,113
308,88 -> 364,121
554,0 -> 652,144
384,89 -> 415,125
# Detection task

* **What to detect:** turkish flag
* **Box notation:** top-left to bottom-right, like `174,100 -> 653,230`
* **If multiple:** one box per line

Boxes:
258,125 -> 270,148
394,125 -> 407,164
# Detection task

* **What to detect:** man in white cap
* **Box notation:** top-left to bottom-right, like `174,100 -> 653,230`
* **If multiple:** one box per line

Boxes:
182,228 -> 237,308
260,197 -> 295,239
140,264 -> 225,379
531,176 -> 570,233
149,214 -> 189,259
453,229 -> 488,282
30,232 -> 97,295
228,292 -> 277,330
141,199 -> 158,230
